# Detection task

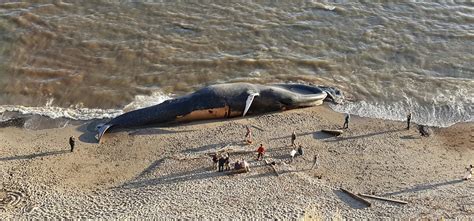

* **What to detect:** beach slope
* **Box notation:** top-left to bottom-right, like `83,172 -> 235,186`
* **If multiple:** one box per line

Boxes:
0,105 -> 472,219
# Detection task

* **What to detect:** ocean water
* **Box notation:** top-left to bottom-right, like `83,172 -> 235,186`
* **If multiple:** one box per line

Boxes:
0,1 -> 472,128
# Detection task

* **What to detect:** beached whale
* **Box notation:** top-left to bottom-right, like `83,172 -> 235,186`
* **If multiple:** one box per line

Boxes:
97,83 -> 343,141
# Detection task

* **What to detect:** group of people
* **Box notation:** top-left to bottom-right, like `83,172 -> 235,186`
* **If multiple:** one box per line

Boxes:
212,153 -> 230,172
210,127 -> 313,174
248,128 -> 312,166
212,153 -> 250,173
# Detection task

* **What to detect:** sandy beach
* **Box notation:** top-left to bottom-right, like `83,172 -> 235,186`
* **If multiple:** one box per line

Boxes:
0,105 -> 472,219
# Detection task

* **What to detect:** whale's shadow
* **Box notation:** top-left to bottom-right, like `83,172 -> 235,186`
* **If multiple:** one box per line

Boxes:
76,120 -> 105,143
0,150 -> 69,161
76,119 -> 198,143
128,128 -> 196,136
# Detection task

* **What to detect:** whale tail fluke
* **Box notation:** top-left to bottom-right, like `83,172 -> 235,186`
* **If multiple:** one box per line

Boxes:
243,92 -> 259,117
97,124 -> 112,143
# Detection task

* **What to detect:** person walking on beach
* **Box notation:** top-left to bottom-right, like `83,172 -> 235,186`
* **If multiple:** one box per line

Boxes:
406,111 -> 412,130
245,125 -> 252,144
256,144 -> 266,161
211,154 -> 219,170
291,131 -> 297,147
311,154 -> 319,169
343,113 -> 350,129
464,165 -> 472,180
69,136 -> 75,152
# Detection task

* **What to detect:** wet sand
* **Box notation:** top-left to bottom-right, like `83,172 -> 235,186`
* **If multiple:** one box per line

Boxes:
0,105 -> 472,219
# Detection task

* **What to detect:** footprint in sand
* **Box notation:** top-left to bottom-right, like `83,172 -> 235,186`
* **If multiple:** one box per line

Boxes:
0,189 -> 26,211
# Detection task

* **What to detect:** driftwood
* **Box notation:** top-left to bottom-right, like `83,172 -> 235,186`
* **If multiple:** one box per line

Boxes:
264,159 -> 279,176
214,145 -> 255,155
340,188 -> 371,207
358,193 -> 408,205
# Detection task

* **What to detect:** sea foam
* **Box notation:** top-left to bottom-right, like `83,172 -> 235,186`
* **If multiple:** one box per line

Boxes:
0,91 -> 172,121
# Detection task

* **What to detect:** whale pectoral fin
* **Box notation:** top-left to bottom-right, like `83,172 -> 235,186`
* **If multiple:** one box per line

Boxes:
243,93 -> 259,117
97,124 -> 112,143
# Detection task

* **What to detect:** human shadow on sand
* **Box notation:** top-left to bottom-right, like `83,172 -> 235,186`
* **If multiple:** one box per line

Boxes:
182,141 -> 244,155
245,171 -> 274,179
382,179 -> 464,196
324,129 -> 403,143
279,131 -> 335,140
119,166 -> 230,189
0,150 -> 69,161
312,131 -> 338,140
136,157 -> 169,178
399,135 -> 420,140
333,189 -> 370,209
270,131 -> 333,141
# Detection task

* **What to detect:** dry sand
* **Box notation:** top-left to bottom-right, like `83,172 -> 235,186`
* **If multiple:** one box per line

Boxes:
0,105 -> 472,219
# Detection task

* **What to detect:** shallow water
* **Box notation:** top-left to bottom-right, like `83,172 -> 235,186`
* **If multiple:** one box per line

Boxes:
0,1 -> 472,127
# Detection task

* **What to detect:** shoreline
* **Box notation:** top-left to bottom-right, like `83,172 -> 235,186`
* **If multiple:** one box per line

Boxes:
0,105 -> 472,219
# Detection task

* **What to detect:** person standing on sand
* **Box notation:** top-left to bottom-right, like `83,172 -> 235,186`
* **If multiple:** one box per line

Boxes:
211,154 -> 219,170
464,165 -> 472,180
256,144 -> 265,161
218,155 -> 227,172
291,131 -> 297,147
343,113 -> 350,129
406,111 -> 412,130
245,125 -> 252,144
311,154 -> 319,169
69,136 -> 75,152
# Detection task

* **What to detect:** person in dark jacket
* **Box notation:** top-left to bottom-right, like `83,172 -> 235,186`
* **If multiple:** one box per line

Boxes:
218,156 -> 226,172
406,111 -> 412,130
291,131 -> 297,147
69,136 -> 75,152
343,113 -> 350,129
